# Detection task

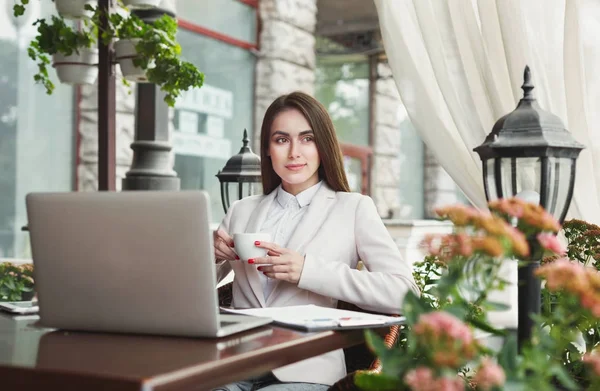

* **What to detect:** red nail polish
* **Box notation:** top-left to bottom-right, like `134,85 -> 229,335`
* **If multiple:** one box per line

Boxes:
235,255 -> 240,260
257,266 -> 263,271
254,241 -> 260,245
248,259 -> 254,264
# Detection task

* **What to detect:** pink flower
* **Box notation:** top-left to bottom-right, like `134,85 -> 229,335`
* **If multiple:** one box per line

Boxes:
537,233 -> 567,255
536,259 -> 600,318
414,312 -> 474,345
404,367 -> 435,391
413,311 -> 475,367
404,368 -> 464,391
583,352 -> 600,376
456,233 -> 473,257
473,357 -> 506,390
435,376 -> 465,391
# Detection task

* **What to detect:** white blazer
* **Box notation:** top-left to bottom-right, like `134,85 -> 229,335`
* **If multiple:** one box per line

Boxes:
217,183 -> 419,386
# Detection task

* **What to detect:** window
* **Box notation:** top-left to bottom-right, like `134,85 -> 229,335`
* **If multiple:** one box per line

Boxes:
177,0 -> 257,44
315,59 -> 370,146
397,104 -> 424,219
173,2 -> 257,224
0,3 -> 75,258
316,58 -> 372,194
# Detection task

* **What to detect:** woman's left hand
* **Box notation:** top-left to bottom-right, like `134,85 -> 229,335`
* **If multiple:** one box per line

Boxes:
250,241 -> 305,285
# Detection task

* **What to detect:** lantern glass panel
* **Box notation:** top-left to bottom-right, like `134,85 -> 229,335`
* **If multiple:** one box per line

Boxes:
499,158 -> 516,198
504,157 -> 540,199
545,156 -> 573,220
223,181 -> 261,207
484,159 -> 498,201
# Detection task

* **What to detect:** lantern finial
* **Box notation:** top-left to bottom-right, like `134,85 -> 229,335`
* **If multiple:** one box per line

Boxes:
521,65 -> 534,100
242,128 -> 249,148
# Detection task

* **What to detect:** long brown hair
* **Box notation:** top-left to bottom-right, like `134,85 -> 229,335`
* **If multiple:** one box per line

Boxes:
259,91 -> 351,195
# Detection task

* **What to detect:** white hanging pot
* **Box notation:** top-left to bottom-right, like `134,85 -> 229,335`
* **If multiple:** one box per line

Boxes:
114,39 -> 151,82
121,0 -> 161,9
53,48 -> 99,85
54,0 -> 97,20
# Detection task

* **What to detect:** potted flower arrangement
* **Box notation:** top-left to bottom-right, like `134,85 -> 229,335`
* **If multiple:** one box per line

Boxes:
0,262 -> 35,302
356,199 -> 600,390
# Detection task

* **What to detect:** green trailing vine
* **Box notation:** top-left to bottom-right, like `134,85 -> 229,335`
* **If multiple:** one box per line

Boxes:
104,11 -> 204,106
12,2 -> 204,106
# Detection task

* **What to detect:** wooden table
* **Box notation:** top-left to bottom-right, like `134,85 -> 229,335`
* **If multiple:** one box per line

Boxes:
0,312 -> 368,391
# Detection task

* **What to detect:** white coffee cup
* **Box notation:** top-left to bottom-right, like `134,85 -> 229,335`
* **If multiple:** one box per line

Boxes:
233,233 -> 272,261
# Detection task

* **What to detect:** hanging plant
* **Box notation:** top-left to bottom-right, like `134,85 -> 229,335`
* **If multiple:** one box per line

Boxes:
28,16 -> 97,93
14,2 -> 204,106
54,0 -> 98,20
121,0 -> 161,9
105,12 -> 204,107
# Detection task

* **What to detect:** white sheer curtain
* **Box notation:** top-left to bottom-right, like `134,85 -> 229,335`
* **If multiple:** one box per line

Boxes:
374,0 -> 600,225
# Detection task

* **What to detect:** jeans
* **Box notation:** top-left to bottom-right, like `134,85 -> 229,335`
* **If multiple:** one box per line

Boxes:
213,373 -> 330,391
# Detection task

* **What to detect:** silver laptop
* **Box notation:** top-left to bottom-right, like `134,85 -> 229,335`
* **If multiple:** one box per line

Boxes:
25,191 -> 271,338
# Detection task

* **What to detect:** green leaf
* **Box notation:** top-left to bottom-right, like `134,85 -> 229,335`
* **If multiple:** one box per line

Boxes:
442,303 -> 470,320
468,317 -> 507,336
364,330 -> 389,358
401,291 -> 429,325
13,4 -> 25,17
503,380 -> 525,391
549,364 -> 578,390
354,371 -> 402,391
5,279 -> 15,290
486,301 -> 511,311
497,334 -> 519,375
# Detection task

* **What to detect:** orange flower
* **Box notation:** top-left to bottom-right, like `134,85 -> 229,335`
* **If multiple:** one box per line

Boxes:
536,259 -> 600,317
472,357 -> 506,391
473,215 -> 506,236
505,225 -> 530,257
435,204 -> 479,226
473,237 -> 504,258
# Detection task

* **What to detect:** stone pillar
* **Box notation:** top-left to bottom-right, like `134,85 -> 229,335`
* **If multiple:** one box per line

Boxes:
122,0 -> 180,190
254,0 -> 317,150
423,145 -> 458,217
371,62 -> 402,218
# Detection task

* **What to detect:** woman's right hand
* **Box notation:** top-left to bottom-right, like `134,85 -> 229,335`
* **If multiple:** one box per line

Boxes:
213,229 -> 239,262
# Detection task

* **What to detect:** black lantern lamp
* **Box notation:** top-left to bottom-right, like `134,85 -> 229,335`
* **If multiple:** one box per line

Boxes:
216,129 -> 262,213
474,66 -> 585,348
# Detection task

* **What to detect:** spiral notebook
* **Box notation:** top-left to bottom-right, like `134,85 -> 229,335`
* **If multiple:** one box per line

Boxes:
221,304 -> 405,331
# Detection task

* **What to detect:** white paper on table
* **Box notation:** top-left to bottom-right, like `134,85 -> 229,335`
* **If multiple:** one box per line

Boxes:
221,304 -> 405,331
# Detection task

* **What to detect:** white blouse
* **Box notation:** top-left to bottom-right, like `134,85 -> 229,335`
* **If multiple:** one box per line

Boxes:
258,181 -> 322,299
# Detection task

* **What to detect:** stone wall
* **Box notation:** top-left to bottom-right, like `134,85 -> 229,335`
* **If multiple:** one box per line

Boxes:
372,62 -> 402,218
253,0 -> 317,150
77,80 -> 136,191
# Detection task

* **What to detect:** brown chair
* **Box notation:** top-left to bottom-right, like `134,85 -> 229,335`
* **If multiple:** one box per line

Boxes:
217,282 -> 401,391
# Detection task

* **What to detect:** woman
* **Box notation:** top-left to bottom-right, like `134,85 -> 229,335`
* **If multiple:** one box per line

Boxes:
213,92 -> 418,391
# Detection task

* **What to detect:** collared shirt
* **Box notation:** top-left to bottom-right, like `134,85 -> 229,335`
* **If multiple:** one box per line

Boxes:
258,181 -> 323,299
